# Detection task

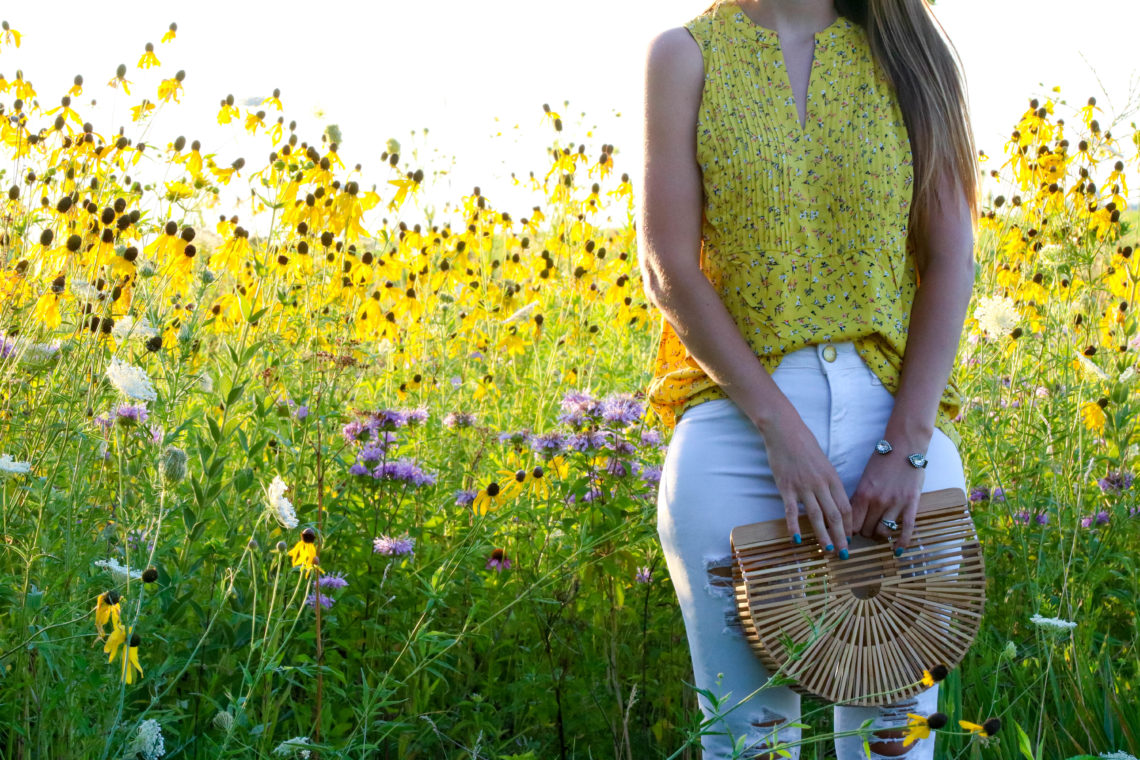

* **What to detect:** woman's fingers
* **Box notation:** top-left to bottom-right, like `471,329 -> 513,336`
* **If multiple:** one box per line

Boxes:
816,487 -> 849,555
898,495 -> 919,550
783,490 -> 803,545
801,491 -> 837,554
829,479 -> 854,539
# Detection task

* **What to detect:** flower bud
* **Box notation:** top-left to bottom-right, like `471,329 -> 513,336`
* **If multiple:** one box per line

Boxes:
161,445 -> 188,484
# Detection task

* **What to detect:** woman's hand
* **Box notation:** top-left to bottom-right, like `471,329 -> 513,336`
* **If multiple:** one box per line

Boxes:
851,452 -> 927,551
761,406 -> 852,555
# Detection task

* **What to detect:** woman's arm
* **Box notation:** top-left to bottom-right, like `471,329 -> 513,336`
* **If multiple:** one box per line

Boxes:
639,27 -> 853,552
854,167 -> 977,544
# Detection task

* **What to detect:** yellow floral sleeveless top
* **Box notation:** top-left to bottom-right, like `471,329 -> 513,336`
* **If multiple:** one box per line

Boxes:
645,1 -> 964,450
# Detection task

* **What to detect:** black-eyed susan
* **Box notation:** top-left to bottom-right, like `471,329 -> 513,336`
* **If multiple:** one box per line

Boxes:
288,528 -> 318,574
902,712 -> 948,747
920,663 -> 949,687
115,632 -> 144,684
94,590 -> 122,638
959,718 -> 1001,738
472,480 -> 504,516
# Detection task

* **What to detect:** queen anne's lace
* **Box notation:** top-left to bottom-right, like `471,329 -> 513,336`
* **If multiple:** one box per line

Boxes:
106,356 -> 158,401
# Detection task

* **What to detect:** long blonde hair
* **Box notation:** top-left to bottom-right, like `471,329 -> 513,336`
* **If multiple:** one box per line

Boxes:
697,0 -> 979,251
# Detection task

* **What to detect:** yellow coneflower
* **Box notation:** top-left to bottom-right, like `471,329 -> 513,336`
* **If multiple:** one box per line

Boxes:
472,481 -> 504,516
1,21 -> 22,49
130,99 -> 156,122
157,73 -> 184,104
160,22 -> 177,44
137,42 -> 160,69
902,712 -> 948,746
110,631 -> 144,685
959,717 -> 1001,738
107,63 -> 133,95
288,528 -> 318,574
920,663 -> 949,687
94,590 -> 122,638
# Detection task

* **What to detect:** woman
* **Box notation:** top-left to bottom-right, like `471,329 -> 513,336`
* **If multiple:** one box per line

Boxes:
638,0 -> 978,757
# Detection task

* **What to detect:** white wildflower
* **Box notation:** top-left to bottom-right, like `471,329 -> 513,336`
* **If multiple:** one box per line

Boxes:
106,356 -> 157,402
1118,365 -> 1137,385
266,475 -> 298,529
197,372 -> 214,393
1030,612 -> 1077,632
501,301 -> 538,324
126,718 -> 166,760
111,315 -> 160,342
973,294 -> 1020,337
272,736 -> 312,757
1100,752 -> 1140,760
93,557 -> 143,583
0,454 -> 31,475
69,278 -> 103,301
1075,352 -> 1110,382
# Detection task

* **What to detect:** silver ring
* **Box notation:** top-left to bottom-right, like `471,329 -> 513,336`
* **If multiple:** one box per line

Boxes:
881,518 -> 899,531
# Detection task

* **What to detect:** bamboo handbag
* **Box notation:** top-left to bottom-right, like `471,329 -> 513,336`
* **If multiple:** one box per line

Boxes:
729,486 -> 984,707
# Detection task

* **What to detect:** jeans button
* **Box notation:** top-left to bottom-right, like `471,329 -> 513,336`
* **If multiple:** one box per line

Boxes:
822,344 -> 837,362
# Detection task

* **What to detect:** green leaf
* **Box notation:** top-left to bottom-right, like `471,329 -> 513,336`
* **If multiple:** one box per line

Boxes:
1015,721 -> 1033,760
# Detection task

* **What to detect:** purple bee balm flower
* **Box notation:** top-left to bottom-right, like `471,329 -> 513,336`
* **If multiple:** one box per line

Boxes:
373,534 -> 415,556
530,432 -> 567,456
567,430 -> 610,453
497,429 -> 532,446
1097,470 -> 1134,493
148,424 -> 163,445
640,429 -> 664,447
454,489 -> 477,507
443,411 -> 479,429
1095,510 -> 1111,525
1013,511 -> 1032,524
306,591 -> 335,610
599,394 -> 644,426
373,458 -> 437,486
349,463 -> 371,477
640,465 -> 663,487
342,420 -> 368,444
635,566 -> 652,584
295,405 -> 310,421
115,404 -> 150,426
486,548 -> 512,572
1035,512 -> 1050,525
403,406 -> 429,426
1080,515 -> 1094,528
969,486 -> 990,503
559,391 -> 599,416
318,571 -> 349,589
358,445 -> 387,463
0,337 -> 14,359
606,439 -> 637,457
94,413 -> 114,433
992,486 -> 1007,503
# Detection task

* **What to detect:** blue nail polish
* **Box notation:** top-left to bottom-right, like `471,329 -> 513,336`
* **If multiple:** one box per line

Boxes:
847,535 -> 852,543
825,544 -> 834,552
894,547 -> 904,557
793,533 -> 802,545
839,548 -> 849,560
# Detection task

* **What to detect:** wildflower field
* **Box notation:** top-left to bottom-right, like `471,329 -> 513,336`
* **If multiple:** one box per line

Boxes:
1,18 -> 1140,760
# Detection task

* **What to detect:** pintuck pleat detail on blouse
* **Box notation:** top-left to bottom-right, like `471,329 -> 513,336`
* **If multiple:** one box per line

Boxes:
646,1 -> 964,450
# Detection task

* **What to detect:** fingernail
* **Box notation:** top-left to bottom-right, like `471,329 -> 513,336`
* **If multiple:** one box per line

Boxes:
839,548 -> 849,560
793,533 -> 802,545
847,535 -> 852,542
894,547 -> 904,557
825,544 -> 834,552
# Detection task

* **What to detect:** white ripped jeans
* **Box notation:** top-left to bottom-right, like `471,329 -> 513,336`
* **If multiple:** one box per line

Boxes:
656,340 -> 968,759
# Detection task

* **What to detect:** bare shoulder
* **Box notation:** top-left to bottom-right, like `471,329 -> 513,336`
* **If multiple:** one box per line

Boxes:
644,26 -> 704,93
643,25 -> 704,128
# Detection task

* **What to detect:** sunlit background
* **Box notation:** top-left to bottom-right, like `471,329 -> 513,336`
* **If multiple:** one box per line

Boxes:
4,0 -> 1138,230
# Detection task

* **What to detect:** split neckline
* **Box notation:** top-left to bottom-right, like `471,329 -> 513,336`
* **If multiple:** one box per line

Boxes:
721,2 -> 854,46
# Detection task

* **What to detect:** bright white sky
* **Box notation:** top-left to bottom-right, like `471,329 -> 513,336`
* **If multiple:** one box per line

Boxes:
3,0 -> 1139,232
